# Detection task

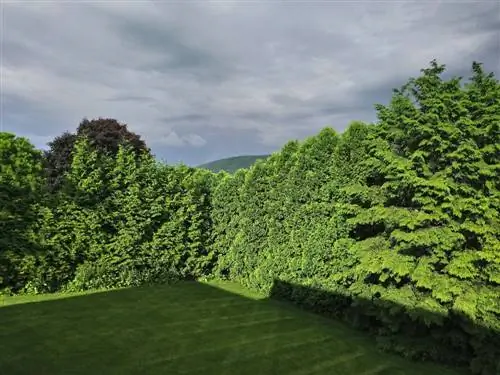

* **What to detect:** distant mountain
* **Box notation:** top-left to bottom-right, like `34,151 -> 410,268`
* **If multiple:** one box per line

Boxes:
198,155 -> 269,173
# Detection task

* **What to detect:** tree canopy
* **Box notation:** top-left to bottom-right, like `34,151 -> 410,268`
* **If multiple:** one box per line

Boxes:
43,118 -> 150,191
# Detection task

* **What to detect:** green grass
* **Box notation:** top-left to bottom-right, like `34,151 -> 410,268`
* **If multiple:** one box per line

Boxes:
0,281 -> 464,375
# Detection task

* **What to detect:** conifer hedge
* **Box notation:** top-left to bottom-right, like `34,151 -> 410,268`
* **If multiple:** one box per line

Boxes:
210,61 -> 500,375
0,60 -> 498,374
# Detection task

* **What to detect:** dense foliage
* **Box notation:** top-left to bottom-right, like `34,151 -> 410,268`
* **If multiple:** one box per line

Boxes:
0,60 -> 498,374
2,137 -> 214,294
210,61 -> 500,375
44,118 -> 150,191
0,133 -> 44,292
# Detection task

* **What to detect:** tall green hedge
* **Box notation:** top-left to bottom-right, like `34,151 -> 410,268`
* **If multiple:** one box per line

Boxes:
210,61 -> 500,375
0,137 -> 216,294
0,60 -> 498,374
0,133 -> 44,292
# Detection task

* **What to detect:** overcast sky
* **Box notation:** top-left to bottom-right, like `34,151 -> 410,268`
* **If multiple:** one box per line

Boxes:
2,0 -> 499,165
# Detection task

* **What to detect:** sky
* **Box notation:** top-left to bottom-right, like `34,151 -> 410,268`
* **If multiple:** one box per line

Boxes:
1,0 -> 499,166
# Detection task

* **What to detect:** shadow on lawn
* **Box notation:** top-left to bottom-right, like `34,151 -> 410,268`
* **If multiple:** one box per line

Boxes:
268,279 -> 500,375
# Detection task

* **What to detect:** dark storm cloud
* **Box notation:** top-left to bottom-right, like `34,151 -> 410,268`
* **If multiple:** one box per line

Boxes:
118,22 -> 212,69
109,15 -> 240,83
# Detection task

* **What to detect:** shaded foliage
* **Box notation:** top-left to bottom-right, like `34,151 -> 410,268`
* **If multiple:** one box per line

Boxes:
43,132 -> 77,192
0,133 -> 44,293
269,280 -> 498,375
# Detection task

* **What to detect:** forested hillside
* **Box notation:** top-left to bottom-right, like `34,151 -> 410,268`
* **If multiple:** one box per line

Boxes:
198,155 -> 269,173
1,60 -> 499,375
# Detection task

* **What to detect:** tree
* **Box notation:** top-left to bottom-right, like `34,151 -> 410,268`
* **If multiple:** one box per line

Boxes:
210,60 -> 499,374
77,118 -> 149,156
44,118 -> 150,191
345,60 -> 500,374
44,132 -> 77,192
0,133 -> 44,292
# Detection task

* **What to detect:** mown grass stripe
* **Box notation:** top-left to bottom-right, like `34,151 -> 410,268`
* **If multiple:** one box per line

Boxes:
180,334 -> 338,374
357,364 -> 392,374
288,351 -> 365,375
144,327 -> 321,367
95,314 -> 297,342
133,317 -> 311,362
0,297 -> 262,326
156,309 -> 285,328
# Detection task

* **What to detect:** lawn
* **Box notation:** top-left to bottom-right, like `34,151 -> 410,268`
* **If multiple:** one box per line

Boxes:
0,281 -> 464,375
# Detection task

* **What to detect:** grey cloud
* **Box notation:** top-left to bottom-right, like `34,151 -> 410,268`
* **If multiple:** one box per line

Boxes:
183,134 -> 207,147
168,126 -> 268,165
161,114 -> 211,124
117,21 -> 209,69
2,94 -> 62,135
110,16 -> 239,83
149,130 -> 207,148
2,1 -> 499,165
437,3 -> 500,33
106,95 -> 156,103
270,94 -> 305,108
2,40 -> 33,67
